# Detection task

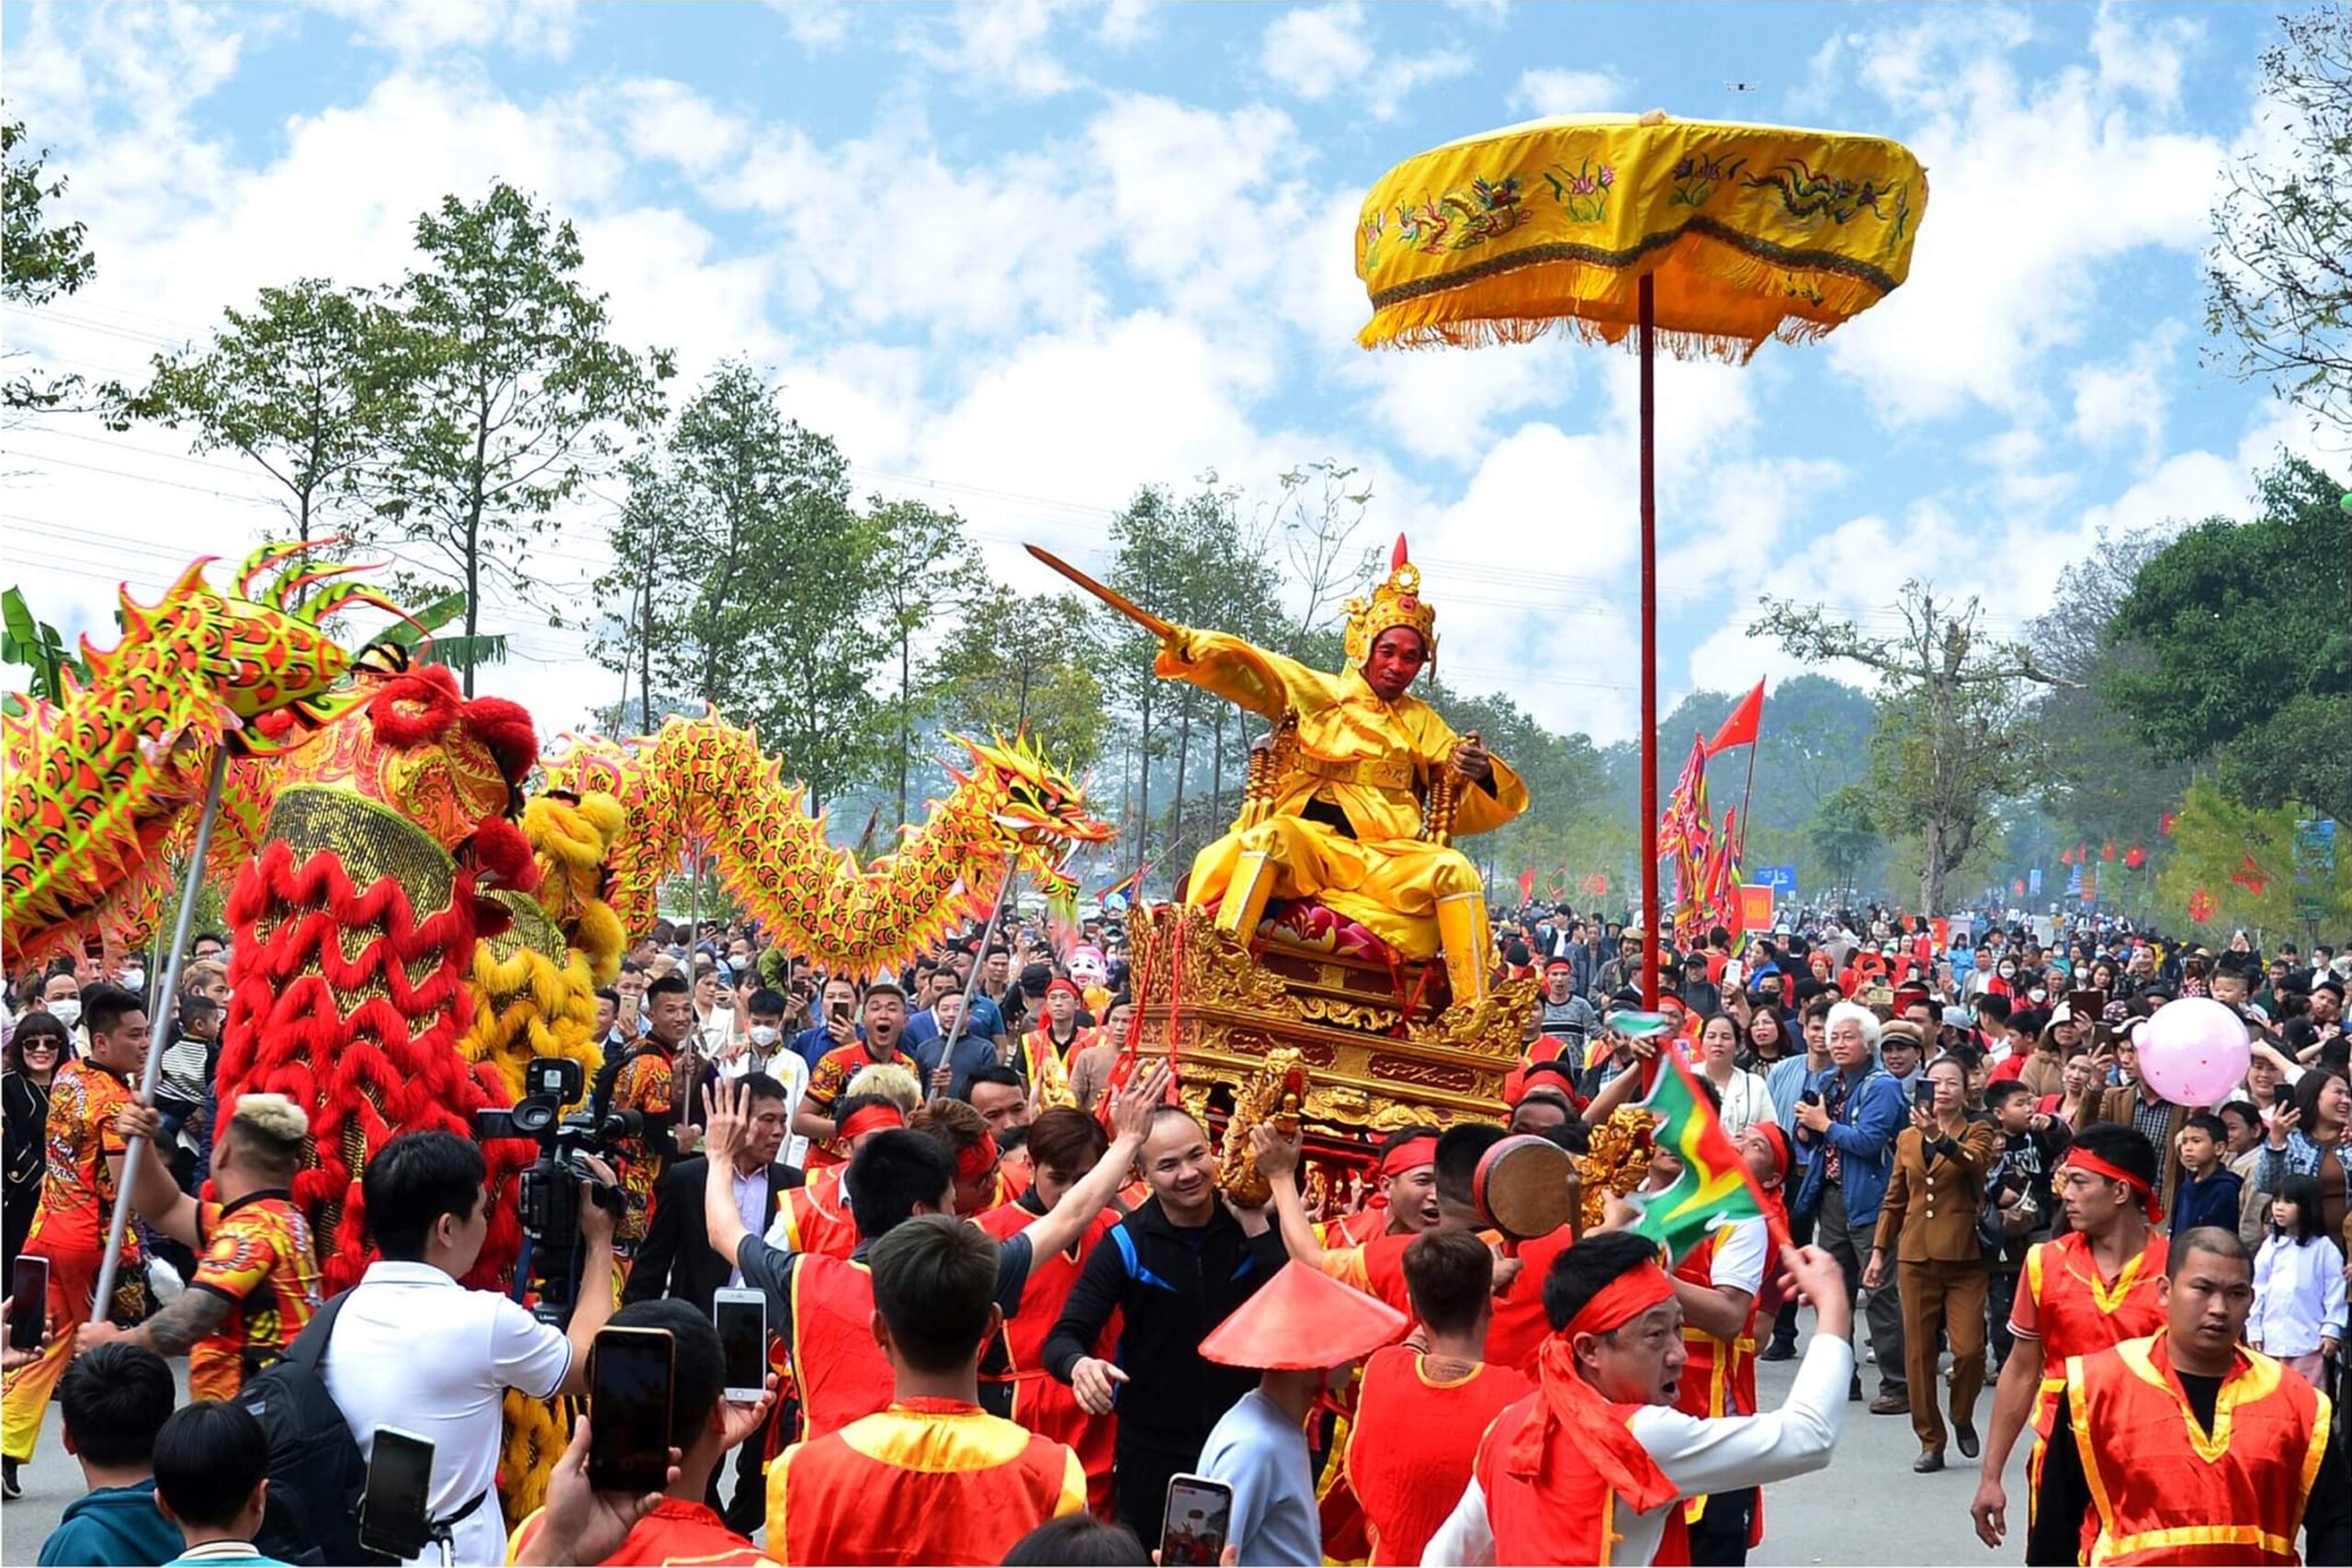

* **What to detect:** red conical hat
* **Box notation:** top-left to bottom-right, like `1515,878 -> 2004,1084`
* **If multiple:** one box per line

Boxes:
1198,1260 -> 1409,1371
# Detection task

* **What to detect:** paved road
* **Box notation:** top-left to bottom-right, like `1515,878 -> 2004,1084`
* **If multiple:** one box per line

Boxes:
1754,1329 -> 2030,1567
5,1329 -> 2026,1565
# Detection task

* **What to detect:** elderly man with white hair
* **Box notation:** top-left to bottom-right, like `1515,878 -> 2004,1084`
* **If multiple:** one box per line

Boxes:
1792,1000 -> 1912,1412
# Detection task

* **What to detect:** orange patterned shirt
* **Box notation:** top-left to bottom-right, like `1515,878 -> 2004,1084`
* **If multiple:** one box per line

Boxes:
613,1044 -> 678,1243
26,1058 -> 139,1263
188,1190 -> 322,1401
802,1044 -> 914,1167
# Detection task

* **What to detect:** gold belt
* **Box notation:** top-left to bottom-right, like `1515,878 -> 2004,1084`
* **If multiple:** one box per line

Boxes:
1292,753 -> 1416,792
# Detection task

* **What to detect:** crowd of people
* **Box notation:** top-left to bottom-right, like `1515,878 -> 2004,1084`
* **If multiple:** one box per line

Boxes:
1,898 -> 2346,1566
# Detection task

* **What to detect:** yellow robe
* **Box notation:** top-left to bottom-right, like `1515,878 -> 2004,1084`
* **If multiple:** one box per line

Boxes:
1155,626 -> 1527,995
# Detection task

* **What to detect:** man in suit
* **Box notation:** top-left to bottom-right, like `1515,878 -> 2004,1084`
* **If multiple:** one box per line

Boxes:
623,1068 -> 801,1531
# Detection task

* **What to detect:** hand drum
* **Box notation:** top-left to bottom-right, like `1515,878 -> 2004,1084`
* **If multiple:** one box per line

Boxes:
1474,1134 -> 1575,1241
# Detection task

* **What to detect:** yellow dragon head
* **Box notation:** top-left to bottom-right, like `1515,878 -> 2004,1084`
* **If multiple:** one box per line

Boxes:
948,732 -> 1113,903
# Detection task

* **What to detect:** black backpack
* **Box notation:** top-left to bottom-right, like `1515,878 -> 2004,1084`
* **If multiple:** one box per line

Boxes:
235,1291 -> 391,1568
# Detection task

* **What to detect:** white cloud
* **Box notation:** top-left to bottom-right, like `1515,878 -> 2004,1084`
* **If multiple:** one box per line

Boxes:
610,80 -> 750,175
2090,1 -> 2204,112
1261,4 -> 1375,101
1510,68 -> 1628,117
1352,338 -> 1577,464
311,0 -> 578,60
1818,6 -> 2229,423
765,0 -> 850,51
903,0 -> 1080,98
2067,322 -> 2183,466
1096,0 -> 1159,48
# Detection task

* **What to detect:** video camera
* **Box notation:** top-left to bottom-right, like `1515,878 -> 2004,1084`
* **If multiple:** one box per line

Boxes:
477,1056 -> 628,1320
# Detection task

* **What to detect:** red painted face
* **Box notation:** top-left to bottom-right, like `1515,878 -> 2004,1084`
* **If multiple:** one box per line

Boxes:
1363,627 -> 1427,700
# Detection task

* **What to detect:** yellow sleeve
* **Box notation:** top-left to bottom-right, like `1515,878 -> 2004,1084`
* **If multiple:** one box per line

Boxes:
1318,1245 -> 1374,1294
1054,1446 -> 1089,1517
766,1442 -> 801,1564
1153,626 -> 1328,722
1398,699 -> 1529,837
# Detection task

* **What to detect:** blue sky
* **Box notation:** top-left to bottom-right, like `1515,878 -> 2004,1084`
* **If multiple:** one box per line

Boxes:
2,0 -> 2324,745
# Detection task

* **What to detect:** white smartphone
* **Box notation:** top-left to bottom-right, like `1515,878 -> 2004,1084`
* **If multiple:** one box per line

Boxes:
1160,1472 -> 1235,1567
712,1287 -> 768,1405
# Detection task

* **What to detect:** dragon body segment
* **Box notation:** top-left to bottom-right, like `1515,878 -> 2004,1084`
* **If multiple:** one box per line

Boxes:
540,714 -> 1111,976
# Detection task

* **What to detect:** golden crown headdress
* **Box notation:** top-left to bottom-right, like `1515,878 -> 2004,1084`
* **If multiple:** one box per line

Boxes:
1342,535 -> 1439,669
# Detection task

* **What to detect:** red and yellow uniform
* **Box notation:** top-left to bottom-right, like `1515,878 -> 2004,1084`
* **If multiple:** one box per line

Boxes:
1317,1231 -> 1419,1325
1016,1025 -> 1086,1110
612,1043 -> 678,1245
767,1397 -> 1084,1566
2015,1230 -> 2171,1455
1485,1223 -> 1578,1374
513,1496 -> 780,1566
775,1167 -> 858,1260
3,1058 -> 140,1461
1348,1347 -> 1532,1566
788,1255 -> 894,1442
1317,1203 -> 1392,1249
975,1198 -> 1121,1514
2060,1334 -> 2329,1566
803,1044 -> 913,1168
1672,1221 -> 1766,1546
187,1189 -> 322,1401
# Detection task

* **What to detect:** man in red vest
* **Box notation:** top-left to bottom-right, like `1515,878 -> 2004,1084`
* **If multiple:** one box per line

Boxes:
2030,1226 -> 2347,1566
973,1107 -> 1125,1515
769,1096 -> 904,1260
699,1067 -> 1160,1443
1421,1230 -> 1854,1566
766,1215 -> 1086,1565
1971,1124 -> 2171,1554
1346,1230 -> 1532,1566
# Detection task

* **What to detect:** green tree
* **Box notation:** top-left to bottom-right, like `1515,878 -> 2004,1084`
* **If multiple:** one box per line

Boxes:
1808,784 -> 1877,903
589,456 -> 688,733
2156,779 -> 2352,938
2205,7 -> 2352,438
928,585 -> 1108,773
1752,581 -> 2066,914
865,497 -> 984,826
366,182 -> 673,694
2105,457 -> 2352,826
107,279 -> 404,544
4,115 -> 97,414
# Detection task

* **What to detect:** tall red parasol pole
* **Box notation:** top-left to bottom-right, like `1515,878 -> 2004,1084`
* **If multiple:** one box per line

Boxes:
1638,273 -> 1659,1010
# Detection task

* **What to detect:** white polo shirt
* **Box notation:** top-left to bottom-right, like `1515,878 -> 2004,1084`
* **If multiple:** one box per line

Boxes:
322,1260 -> 572,1568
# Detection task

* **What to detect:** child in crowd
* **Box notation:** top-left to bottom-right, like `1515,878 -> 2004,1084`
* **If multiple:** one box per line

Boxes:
36,1343 -> 183,1567
2216,1100 -> 2271,1249
2169,1113 -> 2244,1235
1980,1080 -> 2057,1378
151,1402 -> 289,1567
2248,1174 -> 2346,1390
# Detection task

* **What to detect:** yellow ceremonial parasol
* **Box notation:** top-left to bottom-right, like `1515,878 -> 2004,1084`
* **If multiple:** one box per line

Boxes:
1356,110 -> 1927,1005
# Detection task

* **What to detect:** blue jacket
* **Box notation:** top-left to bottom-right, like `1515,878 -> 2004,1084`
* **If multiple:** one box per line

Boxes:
1793,1063 -> 1906,1226
39,1480 -> 182,1566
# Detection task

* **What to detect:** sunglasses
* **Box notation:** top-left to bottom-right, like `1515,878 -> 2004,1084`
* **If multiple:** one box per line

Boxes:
22,1040 -> 59,1052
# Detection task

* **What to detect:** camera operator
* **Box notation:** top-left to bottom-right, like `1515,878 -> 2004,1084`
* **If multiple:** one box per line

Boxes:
324,1130 -> 619,1568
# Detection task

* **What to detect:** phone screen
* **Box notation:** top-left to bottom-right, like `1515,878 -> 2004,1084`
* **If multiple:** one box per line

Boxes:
2069,990 -> 2106,1024
713,1293 -> 767,1402
1160,1475 -> 1234,1567
1914,1078 -> 1936,1111
361,1427 -> 435,1562
8,1258 -> 48,1351
831,1000 -> 852,1023
589,1327 -> 675,1494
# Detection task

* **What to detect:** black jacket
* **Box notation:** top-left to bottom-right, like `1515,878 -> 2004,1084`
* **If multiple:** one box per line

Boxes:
1042,1195 -> 1288,1456
622,1156 -> 801,1314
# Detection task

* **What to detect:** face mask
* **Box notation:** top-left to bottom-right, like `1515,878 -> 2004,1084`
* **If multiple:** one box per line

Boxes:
48,998 -> 81,1029
1998,966 -> 2016,979
749,1025 -> 779,1048
119,969 -> 144,991
2028,987 -> 2048,1003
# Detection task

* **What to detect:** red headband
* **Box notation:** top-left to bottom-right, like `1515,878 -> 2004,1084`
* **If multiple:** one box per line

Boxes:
1378,1134 -> 1438,1178
956,1133 -> 1002,1183
2063,1147 -> 2163,1224
838,1104 -> 906,1142
1046,976 -> 1082,1001
1564,1261 -> 1676,1340
1750,1122 -> 1792,1186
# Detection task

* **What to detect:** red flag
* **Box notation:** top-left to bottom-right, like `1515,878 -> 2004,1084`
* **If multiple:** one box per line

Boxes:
2232,855 -> 2267,896
1517,867 -> 1536,902
2123,844 -> 2148,870
2012,877 -> 2025,897
1703,679 -> 1767,756
2100,840 -> 2117,863
2059,847 -> 2075,866
2159,811 -> 2177,837
2188,889 -> 2216,923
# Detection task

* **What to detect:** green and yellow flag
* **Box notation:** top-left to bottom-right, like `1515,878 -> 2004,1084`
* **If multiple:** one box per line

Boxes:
1629,1051 -> 1785,1264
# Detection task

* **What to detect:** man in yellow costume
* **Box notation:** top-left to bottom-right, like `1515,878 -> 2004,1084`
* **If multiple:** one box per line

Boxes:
1151,537 -> 1526,1005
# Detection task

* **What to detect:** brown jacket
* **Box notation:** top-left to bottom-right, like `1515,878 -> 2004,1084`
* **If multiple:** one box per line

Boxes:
1872,1118 -> 2000,1263
2077,1085 -> 2191,1224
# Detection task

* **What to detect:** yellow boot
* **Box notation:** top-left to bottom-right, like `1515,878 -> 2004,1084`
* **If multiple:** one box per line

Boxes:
1435,890 -> 1492,1006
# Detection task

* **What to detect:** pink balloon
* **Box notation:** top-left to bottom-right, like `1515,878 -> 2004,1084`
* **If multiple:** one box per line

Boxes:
2136,997 -> 2251,1107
